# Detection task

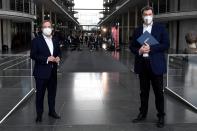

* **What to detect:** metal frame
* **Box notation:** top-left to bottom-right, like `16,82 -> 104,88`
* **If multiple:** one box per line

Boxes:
0,56 -> 36,124
166,54 -> 197,111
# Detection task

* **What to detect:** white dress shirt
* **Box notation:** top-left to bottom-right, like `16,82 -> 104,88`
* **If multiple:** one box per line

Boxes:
143,22 -> 153,34
43,35 -> 54,55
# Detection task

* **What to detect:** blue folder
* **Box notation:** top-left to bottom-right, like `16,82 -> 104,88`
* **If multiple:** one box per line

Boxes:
137,31 -> 159,46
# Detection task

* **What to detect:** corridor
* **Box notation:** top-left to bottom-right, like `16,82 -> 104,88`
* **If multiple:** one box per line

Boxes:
0,48 -> 197,131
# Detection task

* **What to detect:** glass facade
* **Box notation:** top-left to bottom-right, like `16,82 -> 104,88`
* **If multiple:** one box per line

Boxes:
0,0 -> 36,51
55,0 -> 75,16
0,0 -> 2,9
151,0 -> 170,14
11,22 -> 31,49
9,0 -> 35,15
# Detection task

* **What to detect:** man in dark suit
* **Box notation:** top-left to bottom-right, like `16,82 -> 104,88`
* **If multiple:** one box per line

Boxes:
30,20 -> 61,122
130,6 -> 169,128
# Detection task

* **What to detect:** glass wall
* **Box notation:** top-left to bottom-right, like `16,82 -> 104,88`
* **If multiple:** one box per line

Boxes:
9,0 -> 35,15
11,22 -> 31,50
151,0 -> 170,14
0,0 -> 2,9
0,54 -> 34,123
167,54 -> 197,109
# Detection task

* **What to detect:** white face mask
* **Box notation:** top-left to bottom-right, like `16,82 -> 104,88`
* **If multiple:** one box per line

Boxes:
42,27 -> 52,36
143,16 -> 153,25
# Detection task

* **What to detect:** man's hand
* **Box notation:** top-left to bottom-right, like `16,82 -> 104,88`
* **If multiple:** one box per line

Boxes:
139,43 -> 150,55
143,43 -> 150,53
47,56 -> 56,62
55,56 -> 60,64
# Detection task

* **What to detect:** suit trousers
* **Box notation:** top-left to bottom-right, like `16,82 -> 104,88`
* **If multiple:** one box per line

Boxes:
138,58 -> 165,118
35,69 -> 57,116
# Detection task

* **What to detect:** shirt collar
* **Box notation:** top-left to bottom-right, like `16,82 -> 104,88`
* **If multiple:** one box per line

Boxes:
43,34 -> 52,39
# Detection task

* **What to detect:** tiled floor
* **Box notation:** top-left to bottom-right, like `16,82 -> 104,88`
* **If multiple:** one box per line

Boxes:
0,47 -> 197,131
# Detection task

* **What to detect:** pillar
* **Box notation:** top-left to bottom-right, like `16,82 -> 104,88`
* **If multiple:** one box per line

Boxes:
23,0 -> 25,12
135,7 -> 138,28
121,14 -> 124,44
55,13 -> 57,25
31,21 -> 34,40
34,3 -> 37,15
169,21 -> 178,52
42,5 -> 45,22
2,0 -> 10,10
50,11 -> 52,22
2,20 -> 11,49
7,20 -> 11,49
127,11 -> 130,43
2,0 -> 11,49
54,13 -> 57,30
0,20 -> 2,51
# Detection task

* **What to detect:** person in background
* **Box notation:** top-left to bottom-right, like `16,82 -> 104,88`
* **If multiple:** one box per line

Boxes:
184,31 -> 197,54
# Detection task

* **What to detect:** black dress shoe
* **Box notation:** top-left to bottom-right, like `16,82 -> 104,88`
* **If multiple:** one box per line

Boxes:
48,112 -> 61,119
132,113 -> 146,123
157,117 -> 165,128
35,116 -> 42,123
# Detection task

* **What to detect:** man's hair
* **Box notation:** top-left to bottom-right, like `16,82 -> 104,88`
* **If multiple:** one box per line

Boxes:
141,6 -> 154,15
41,20 -> 52,28
185,31 -> 197,44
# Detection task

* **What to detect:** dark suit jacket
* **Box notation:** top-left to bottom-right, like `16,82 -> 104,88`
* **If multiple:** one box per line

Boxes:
30,35 -> 61,79
130,23 -> 169,75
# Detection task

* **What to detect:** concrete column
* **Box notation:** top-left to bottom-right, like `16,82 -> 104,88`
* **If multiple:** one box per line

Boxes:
127,11 -> 130,43
1,0 -> 11,49
158,0 -> 160,14
3,0 -> 6,9
2,20 -> 11,49
54,13 -> 57,30
121,14 -> 124,44
55,13 -> 57,25
31,21 -> 34,40
2,20 -> 7,47
7,0 -> 10,10
7,20 -> 11,49
34,3 -> 37,15
23,0 -> 25,12
2,0 -> 10,10
50,11 -> 52,22
135,7 -> 138,28
169,21 -> 177,52
29,0 -> 31,14
42,5 -> 45,22
0,20 -> 2,51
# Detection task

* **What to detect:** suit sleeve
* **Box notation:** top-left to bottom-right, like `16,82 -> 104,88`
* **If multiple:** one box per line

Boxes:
150,26 -> 169,54
53,38 -> 62,59
30,38 -> 48,64
57,43 -> 62,58
129,29 -> 142,56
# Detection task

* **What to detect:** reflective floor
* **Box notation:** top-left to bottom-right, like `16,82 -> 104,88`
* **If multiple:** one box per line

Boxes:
0,48 -> 197,131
